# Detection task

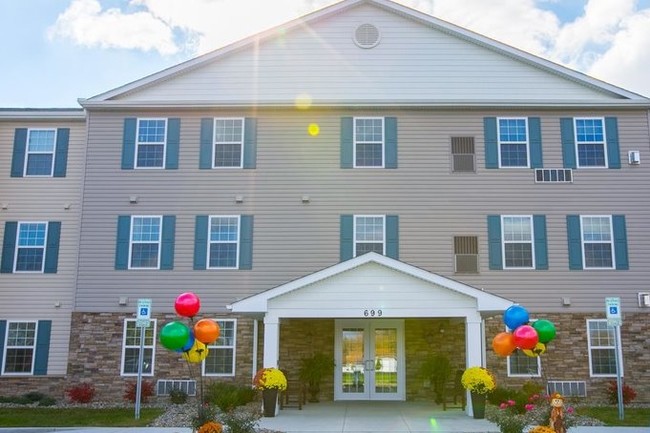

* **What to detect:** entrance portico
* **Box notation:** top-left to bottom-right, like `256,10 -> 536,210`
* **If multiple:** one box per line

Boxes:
230,253 -> 512,416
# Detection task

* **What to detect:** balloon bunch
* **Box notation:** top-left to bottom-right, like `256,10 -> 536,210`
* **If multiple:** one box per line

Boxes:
492,304 -> 557,358
159,292 -> 220,363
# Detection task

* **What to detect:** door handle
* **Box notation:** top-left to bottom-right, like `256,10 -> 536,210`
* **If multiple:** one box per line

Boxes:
364,359 -> 375,372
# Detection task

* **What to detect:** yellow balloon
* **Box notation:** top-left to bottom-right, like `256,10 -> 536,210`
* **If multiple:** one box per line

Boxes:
308,123 -> 320,136
182,340 -> 209,363
523,342 -> 546,357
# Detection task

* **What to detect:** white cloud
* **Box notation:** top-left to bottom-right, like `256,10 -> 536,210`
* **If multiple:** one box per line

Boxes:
47,0 -> 179,55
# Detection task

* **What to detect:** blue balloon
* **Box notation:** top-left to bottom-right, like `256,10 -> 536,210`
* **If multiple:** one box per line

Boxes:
504,305 -> 529,330
177,332 -> 195,353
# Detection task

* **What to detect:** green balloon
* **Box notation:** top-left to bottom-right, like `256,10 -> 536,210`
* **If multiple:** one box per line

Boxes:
533,319 -> 556,344
160,321 -> 190,351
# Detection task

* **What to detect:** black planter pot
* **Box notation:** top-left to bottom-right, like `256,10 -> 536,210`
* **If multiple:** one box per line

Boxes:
262,388 -> 278,417
470,392 -> 486,419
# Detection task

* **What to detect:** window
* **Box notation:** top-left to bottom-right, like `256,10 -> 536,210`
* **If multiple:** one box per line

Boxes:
454,236 -> 478,273
355,215 -> 385,255
213,118 -> 244,168
136,119 -> 167,168
2,321 -> 37,374
451,137 -> 475,172
25,129 -> 56,176
204,319 -> 236,376
587,320 -> 622,377
508,349 -> 541,377
354,117 -> 384,167
498,118 -> 528,167
581,216 -> 614,269
15,222 -> 47,272
129,216 -> 162,269
575,118 -> 606,167
121,319 -> 156,376
208,216 -> 240,269
502,216 -> 534,269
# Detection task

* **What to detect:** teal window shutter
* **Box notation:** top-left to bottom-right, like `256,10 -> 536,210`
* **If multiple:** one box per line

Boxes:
11,128 -> 27,177
533,215 -> 548,270
44,221 -> 61,274
487,215 -> 503,269
385,117 -> 398,169
0,321 -> 5,369
199,118 -> 214,169
566,215 -> 583,270
560,118 -> 577,169
115,216 -> 131,270
528,117 -> 543,168
243,118 -> 257,169
53,128 -> 70,177
386,215 -> 399,259
340,215 -> 353,260
165,118 -> 180,169
340,117 -> 353,168
483,117 -> 498,169
1,222 -> 18,273
239,215 -> 254,269
193,215 -> 209,270
122,118 -> 137,170
605,117 -> 621,169
33,320 -> 52,376
612,215 -> 628,270
160,216 -> 176,270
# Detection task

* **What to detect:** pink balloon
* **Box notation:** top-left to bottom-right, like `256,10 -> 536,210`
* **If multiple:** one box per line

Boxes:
174,292 -> 201,318
513,325 -> 539,350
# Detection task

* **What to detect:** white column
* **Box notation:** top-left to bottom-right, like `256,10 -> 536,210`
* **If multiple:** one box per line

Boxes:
465,312 -> 484,417
263,314 -> 280,368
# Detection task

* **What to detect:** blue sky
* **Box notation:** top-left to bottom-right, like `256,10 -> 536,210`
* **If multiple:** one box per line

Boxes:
2,0 -> 650,107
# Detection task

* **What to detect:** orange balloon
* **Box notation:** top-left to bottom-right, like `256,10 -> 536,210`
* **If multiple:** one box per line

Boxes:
194,319 -> 220,344
492,332 -> 516,357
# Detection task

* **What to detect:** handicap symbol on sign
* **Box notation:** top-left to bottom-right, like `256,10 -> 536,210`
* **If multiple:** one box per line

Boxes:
140,307 -> 149,316
609,307 -> 617,314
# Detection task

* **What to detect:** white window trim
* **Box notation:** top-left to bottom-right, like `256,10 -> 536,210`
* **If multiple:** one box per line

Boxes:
212,117 -> 245,169
203,318 -> 237,377
353,214 -> 386,256
128,215 -> 162,270
574,117 -> 608,169
353,117 -> 385,168
135,118 -> 167,169
2,320 -> 38,376
14,221 -> 48,273
580,215 -> 615,270
497,117 -> 530,168
120,318 -> 157,377
24,128 -> 57,177
501,215 -> 535,270
207,215 -> 240,270
587,319 -> 623,378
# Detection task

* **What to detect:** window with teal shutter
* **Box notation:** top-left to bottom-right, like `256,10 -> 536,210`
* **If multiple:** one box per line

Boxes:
10,129 -> 27,177
560,118 -> 576,169
341,117 -> 396,168
44,221 -> 61,274
121,118 -> 137,170
487,215 -> 503,269
243,118 -> 257,169
483,118 -> 498,169
612,215 -> 628,270
386,215 -> 399,259
340,117 -> 354,168
605,117 -> 621,169
115,216 -> 131,270
239,215 -> 254,269
53,128 -> 70,177
199,118 -> 214,169
194,216 -> 209,270
340,215 -> 354,260
34,320 -> 52,376
385,117 -> 397,169
160,216 -> 176,270
533,215 -> 548,270
1,222 -> 18,273
566,215 -> 583,270
528,118 -> 543,169
165,118 -> 180,169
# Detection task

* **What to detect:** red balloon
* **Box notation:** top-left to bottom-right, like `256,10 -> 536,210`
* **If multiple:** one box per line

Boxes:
194,319 -> 220,344
492,332 -> 516,357
175,292 -> 201,318
513,325 -> 539,350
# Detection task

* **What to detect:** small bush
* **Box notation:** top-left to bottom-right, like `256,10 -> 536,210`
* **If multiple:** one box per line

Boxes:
169,388 -> 188,404
192,403 -> 218,431
205,382 -> 256,412
37,396 -> 57,406
23,392 -> 47,403
123,381 -> 155,403
606,381 -> 637,405
219,406 -> 260,433
66,383 -> 96,403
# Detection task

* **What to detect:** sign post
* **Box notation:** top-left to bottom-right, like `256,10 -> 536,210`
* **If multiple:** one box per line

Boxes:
605,297 -> 624,421
135,299 -> 151,420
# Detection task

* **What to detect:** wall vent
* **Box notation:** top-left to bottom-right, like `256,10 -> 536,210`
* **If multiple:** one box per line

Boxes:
156,379 -> 197,396
354,24 -> 380,48
535,169 -> 573,183
547,380 -> 587,397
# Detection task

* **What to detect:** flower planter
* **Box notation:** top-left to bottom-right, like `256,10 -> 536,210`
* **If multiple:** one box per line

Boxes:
470,392 -> 486,419
262,388 -> 278,417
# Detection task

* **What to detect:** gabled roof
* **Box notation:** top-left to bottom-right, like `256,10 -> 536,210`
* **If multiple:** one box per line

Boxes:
80,0 -> 649,108
228,252 -> 513,315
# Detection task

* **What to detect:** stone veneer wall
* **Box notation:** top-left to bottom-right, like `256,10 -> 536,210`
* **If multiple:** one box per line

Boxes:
66,312 -> 258,402
485,312 -> 649,404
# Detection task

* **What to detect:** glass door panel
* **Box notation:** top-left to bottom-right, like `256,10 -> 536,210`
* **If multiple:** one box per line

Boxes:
372,328 -> 398,396
341,328 -> 366,397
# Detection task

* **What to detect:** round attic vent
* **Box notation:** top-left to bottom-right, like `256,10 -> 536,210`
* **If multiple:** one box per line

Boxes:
354,23 -> 380,48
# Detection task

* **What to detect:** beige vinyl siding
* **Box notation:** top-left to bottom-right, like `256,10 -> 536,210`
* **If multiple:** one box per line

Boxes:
0,119 -> 86,375
118,4 -> 614,104
76,109 -> 650,316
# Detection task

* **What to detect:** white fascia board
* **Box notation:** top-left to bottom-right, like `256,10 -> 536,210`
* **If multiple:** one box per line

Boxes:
0,109 -> 86,120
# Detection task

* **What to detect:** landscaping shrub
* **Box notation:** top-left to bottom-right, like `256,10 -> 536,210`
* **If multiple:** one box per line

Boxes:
66,383 -> 96,403
219,406 -> 260,433
205,382 -> 256,412
606,381 -> 637,405
123,381 -> 155,403
169,388 -> 188,404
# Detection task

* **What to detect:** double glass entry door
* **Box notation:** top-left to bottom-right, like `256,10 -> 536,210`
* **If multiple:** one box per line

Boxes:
334,320 -> 405,401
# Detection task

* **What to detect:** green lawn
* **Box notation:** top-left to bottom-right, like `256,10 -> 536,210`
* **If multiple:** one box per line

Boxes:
0,407 -> 164,427
578,406 -> 650,427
